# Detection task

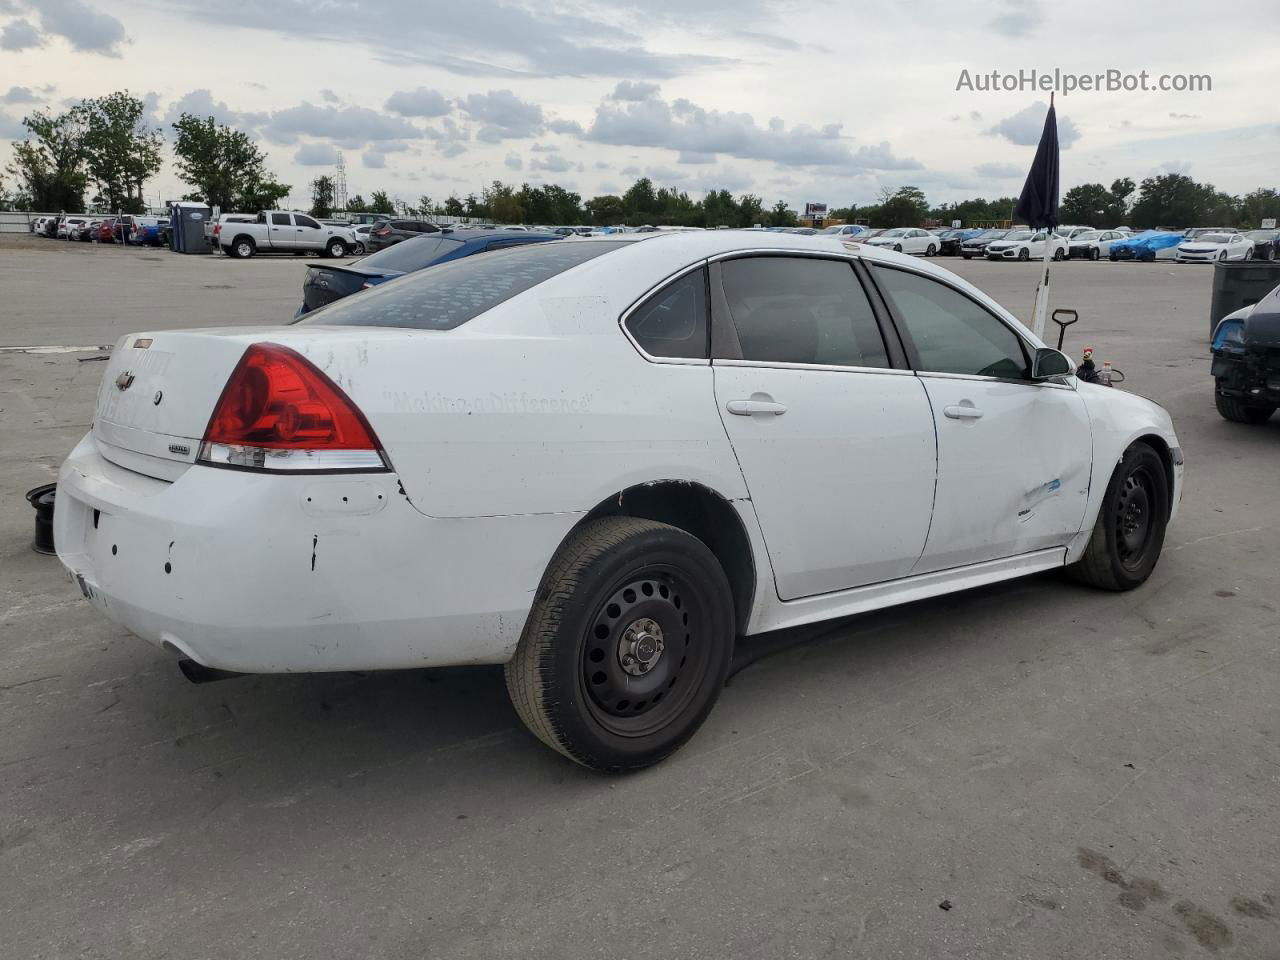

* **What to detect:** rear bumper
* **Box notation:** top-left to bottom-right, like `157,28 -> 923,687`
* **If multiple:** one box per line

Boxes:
55,433 -> 576,673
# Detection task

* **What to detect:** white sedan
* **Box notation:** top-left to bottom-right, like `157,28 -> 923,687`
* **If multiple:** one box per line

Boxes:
985,229 -> 1068,261
1066,229 -> 1129,261
863,227 -> 940,255
56,232 -> 1183,771
1176,232 -> 1254,263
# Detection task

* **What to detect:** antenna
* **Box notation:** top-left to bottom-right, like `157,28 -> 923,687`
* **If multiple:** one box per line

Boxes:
334,154 -> 348,213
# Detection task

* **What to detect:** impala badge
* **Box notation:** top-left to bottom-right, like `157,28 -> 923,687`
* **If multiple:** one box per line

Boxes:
115,371 -> 135,391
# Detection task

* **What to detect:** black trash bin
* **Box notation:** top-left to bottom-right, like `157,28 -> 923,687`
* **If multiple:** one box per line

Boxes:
26,483 -> 56,554
1210,261 -> 1280,338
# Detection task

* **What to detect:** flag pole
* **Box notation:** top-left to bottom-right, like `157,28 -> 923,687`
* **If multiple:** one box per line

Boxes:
1029,92 -> 1055,342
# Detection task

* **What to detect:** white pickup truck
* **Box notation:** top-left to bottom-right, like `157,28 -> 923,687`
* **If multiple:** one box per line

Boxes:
215,211 -> 356,259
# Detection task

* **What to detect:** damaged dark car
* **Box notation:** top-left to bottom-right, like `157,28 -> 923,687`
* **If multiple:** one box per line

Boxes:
1210,281 -> 1280,424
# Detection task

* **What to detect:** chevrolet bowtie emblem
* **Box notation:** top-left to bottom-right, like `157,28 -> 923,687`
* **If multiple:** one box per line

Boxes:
115,371 -> 135,391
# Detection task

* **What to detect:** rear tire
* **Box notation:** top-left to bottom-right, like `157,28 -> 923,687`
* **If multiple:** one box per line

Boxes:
230,237 -> 255,259
1067,442 -> 1170,591
1215,388 -> 1276,424
505,517 -> 735,772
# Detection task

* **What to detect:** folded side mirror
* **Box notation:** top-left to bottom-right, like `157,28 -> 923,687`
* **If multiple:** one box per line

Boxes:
1032,346 -> 1074,380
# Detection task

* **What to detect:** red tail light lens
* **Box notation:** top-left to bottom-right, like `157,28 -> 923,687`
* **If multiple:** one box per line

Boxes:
198,342 -> 389,472
374,226 -> 391,235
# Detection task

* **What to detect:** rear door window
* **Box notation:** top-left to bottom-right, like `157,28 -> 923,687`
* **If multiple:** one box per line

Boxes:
271,213 -> 291,226
297,240 -> 628,329
719,256 -> 888,368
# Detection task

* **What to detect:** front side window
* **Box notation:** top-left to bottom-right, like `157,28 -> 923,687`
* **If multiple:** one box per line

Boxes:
870,266 -> 1027,379
624,269 -> 708,359
295,215 -> 321,229
720,257 -> 888,368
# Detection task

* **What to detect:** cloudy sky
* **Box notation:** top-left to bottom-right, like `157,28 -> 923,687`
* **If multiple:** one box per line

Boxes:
1,0 -> 1276,212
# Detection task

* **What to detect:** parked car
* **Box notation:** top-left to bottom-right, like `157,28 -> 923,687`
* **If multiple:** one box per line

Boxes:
958,229 -> 1009,259
1210,281 -> 1280,423
1244,229 -> 1279,261
365,218 -> 441,252
93,218 -> 118,243
818,224 -> 870,239
1066,229 -> 1128,260
297,228 -> 560,314
1184,227 -> 1239,240
864,227 -> 940,255
218,211 -> 356,259
1176,232 -> 1254,263
984,229 -> 1067,261
126,216 -> 167,247
40,216 -> 60,237
54,232 -> 1183,771
1109,231 -> 1185,262
1054,225 -> 1092,240
60,215 -> 88,239
75,219 -> 100,241
937,228 -> 983,256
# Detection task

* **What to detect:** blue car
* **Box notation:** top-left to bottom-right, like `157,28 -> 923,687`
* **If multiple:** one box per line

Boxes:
296,228 -> 561,315
1108,230 -> 1185,262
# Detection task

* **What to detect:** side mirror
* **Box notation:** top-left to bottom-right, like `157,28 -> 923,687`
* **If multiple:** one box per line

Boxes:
1032,347 -> 1074,379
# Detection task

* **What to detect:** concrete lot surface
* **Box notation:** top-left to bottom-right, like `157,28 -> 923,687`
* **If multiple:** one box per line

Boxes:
2,236 -> 1278,959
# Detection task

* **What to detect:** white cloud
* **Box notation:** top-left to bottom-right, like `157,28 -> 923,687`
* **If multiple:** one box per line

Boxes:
0,18 -> 41,50
385,87 -> 451,118
39,0 -> 127,56
975,162 -> 1024,179
986,101 -> 1081,149
504,152 -> 522,170
294,143 -> 339,165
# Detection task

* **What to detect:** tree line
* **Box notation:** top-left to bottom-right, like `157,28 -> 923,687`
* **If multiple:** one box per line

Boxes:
5,89 -> 1277,231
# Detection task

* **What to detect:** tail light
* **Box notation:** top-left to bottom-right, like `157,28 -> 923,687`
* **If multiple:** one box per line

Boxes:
213,223 -> 221,238
198,342 -> 389,473
373,226 -> 391,235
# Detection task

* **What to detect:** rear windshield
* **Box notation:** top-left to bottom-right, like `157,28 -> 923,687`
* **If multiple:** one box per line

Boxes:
296,240 -> 628,330
358,235 -> 461,272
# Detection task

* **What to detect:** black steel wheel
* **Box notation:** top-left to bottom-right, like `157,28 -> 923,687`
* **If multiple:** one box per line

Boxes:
506,517 -> 735,771
1067,442 -> 1170,590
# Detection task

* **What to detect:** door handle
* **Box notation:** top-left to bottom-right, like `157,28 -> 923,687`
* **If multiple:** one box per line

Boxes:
943,404 -> 983,420
726,399 -> 787,416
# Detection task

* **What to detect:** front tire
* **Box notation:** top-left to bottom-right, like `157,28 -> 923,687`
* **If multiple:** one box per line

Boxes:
326,238 -> 347,258
1018,247 -> 1030,261
1053,247 -> 1065,261
925,243 -> 937,257
505,517 -> 735,772
1090,247 -> 1101,261
893,244 -> 903,253
1215,388 -> 1276,424
1068,443 -> 1169,591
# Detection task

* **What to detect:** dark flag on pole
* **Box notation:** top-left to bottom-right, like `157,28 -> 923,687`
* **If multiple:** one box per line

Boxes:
1014,95 -> 1060,230
1016,95 -> 1061,339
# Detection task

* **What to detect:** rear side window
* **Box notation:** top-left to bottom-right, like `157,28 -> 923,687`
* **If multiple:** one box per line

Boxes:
297,240 -> 628,330
720,256 -> 888,368
625,269 -> 708,359
271,213 -> 291,226
870,265 -> 1028,378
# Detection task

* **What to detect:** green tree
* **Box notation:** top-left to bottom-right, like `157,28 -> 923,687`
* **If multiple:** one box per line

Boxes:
1061,183 -> 1114,227
80,92 -> 162,213
417,195 -> 435,216
369,190 -> 393,213
310,175 -> 334,218
5,107 -> 90,211
736,193 -> 764,227
1108,178 -> 1135,223
1130,173 -> 1228,228
483,180 -> 522,223
346,193 -> 367,213
585,193 -> 625,225
1238,188 -> 1280,228
766,200 -> 797,227
442,195 -> 464,217
876,185 -> 928,226
171,113 -> 289,211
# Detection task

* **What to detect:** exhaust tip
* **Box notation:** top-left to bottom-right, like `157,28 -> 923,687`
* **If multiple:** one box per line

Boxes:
178,659 -> 245,684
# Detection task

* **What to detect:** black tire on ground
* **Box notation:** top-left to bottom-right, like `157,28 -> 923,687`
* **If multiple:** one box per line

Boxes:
962,254 -> 972,260
893,244 -> 903,253
925,243 -> 937,257
1215,389 -> 1276,424
1109,252 -> 1120,261
229,236 -> 255,259
326,238 -> 347,258
1018,247 -> 1030,261
1067,442 -> 1170,591
1090,247 -> 1101,261
353,242 -> 365,255
505,516 -> 735,772
1053,247 -> 1065,261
